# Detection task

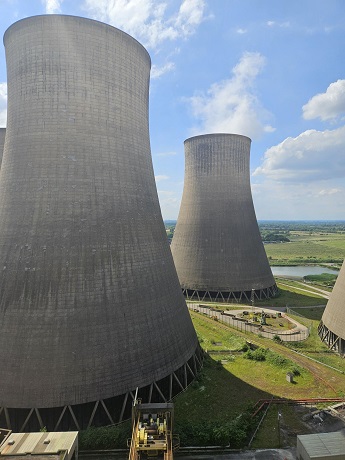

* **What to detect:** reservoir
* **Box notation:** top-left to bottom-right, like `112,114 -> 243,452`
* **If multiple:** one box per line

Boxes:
271,265 -> 339,278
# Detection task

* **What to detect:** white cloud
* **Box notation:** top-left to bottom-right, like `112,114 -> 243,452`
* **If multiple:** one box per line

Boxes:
151,62 -> 175,79
157,189 -> 181,218
266,20 -> 290,28
186,52 -> 274,139
236,28 -> 247,34
82,0 -> 207,49
302,79 -> 345,121
317,188 -> 342,196
0,83 -> 7,128
254,126 -> 345,182
156,151 -> 177,157
42,0 -> 63,14
155,175 -> 169,182
252,181 -> 345,220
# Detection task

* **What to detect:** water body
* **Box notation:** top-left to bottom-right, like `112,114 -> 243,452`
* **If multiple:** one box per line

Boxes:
271,265 -> 339,278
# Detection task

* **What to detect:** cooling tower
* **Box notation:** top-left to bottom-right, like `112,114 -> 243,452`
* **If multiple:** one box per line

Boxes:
318,260 -> 345,356
0,15 -> 201,432
171,133 -> 277,303
0,128 -> 5,166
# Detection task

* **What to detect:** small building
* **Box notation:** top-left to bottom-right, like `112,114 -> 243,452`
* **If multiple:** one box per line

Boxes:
0,431 -> 78,460
297,431 -> 345,460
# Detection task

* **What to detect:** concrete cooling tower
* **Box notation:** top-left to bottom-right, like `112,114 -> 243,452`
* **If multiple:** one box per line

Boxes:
318,260 -> 345,356
171,133 -> 277,303
0,128 -> 5,166
0,15 -> 201,432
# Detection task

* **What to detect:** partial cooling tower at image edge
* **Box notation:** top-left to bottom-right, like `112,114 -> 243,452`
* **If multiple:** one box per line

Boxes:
0,15 -> 201,432
318,260 -> 345,355
0,128 -> 5,166
171,133 -> 277,303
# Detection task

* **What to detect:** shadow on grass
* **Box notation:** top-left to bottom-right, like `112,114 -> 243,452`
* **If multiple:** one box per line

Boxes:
173,353 -> 298,449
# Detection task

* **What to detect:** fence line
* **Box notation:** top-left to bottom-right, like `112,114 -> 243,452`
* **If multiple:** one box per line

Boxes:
188,304 -> 310,342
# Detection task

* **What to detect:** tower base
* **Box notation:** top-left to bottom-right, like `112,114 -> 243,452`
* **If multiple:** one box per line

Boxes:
0,346 -> 204,432
182,284 -> 278,303
318,320 -> 345,357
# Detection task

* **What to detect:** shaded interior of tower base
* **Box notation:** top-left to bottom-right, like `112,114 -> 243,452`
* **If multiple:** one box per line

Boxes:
182,284 -> 278,303
0,346 -> 203,432
318,320 -> 345,357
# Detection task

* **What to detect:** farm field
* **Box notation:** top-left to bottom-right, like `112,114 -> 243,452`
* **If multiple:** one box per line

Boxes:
261,222 -> 345,266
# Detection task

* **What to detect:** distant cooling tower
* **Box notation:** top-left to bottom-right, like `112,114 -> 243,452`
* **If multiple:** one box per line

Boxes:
0,128 -> 5,166
171,133 -> 277,302
0,15 -> 201,432
318,261 -> 345,356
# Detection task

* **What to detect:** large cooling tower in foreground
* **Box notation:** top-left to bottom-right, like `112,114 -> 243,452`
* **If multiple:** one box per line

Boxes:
0,15 -> 201,432
318,261 -> 345,356
171,133 -> 277,302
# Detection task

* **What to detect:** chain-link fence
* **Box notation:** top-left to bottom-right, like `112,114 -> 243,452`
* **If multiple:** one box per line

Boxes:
188,303 -> 310,342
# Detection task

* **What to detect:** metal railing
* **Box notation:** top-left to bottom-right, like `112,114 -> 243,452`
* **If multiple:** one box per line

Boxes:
188,304 -> 310,342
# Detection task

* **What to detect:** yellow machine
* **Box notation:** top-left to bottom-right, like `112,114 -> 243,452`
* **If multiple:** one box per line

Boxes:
128,400 -> 177,460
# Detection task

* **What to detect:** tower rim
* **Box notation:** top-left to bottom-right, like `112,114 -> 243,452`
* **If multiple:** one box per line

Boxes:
3,14 -> 151,66
184,133 -> 252,144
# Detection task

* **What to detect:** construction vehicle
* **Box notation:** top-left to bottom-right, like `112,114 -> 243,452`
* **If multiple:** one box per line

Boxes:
128,398 -> 178,460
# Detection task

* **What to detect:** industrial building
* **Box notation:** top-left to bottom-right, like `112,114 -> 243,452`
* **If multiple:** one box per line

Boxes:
171,133 -> 277,302
297,431 -> 345,459
0,15 -> 201,432
0,431 -> 78,460
318,260 -> 345,356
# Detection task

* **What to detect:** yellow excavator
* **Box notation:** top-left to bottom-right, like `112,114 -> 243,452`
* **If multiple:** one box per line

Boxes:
128,398 -> 178,460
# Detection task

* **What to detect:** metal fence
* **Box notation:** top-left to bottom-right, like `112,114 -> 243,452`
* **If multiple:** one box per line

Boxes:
188,303 -> 310,342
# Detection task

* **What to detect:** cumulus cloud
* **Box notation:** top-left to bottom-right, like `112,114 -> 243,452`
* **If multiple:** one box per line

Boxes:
254,126 -> 345,181
151,62 -> 175,79
186,52 -> 274,138
0,83 -> 7,128
42,0 -> 63,14
252,180 -> 345,220
155,175 -> 169,182
82,0 -> 206,49
302,79 -> 345,121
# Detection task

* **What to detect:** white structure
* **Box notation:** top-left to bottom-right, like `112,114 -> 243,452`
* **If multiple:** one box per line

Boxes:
297,432 -> 345,460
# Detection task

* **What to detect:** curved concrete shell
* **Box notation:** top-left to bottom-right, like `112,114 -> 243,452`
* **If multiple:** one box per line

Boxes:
171,133 -> 277,302
0,15 -> 200,431
0,128 -> 5,167
318,260 -> 345,356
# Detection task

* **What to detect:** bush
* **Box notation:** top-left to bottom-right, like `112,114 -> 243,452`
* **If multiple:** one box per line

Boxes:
266,350 -> 289,367
244,348 -> 267,361
273,334 -> 282,343
175,411 -> 253,448
79,423 -> 131,450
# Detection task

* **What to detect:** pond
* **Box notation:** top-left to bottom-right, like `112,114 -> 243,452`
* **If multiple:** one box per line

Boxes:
271,265 -> 339,278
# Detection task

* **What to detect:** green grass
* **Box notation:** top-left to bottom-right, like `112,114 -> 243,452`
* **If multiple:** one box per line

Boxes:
250,404 -> 311,449
264,232 -> 345,265
254,281 -> 328,309
192,313 -> 246,351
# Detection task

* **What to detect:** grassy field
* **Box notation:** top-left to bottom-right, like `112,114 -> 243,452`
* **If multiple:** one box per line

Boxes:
264,231 -> 345,266
79,282 -> 345,451
172,310 -> 345,448
172,281 -> 345,449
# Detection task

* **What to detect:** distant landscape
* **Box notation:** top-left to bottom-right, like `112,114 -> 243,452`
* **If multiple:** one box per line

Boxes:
165,220 -> 345,269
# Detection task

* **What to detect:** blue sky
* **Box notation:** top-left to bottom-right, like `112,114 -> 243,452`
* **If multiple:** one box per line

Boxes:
0,0 -> 344,220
